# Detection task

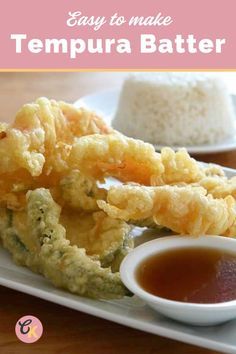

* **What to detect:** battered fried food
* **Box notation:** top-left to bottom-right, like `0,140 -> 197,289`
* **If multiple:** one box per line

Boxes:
0,100 -> 226,211
151,147 -> 205,185
107,232 -> 134,272
197,175 -> 236,199
60,208 -> 132,264
98,185 -> 236,236
167,173 -> 236,200
1,208 -> 41,272
151,148 -> 236,200
0,188 -> 131,299
0,97 -> 111,176
60,170 -> 107,211
69,137 -> 223,187
69,133 -> 164,185
151,148 -> 226,187
0,98 -> 112,209
0,95 -> 235,302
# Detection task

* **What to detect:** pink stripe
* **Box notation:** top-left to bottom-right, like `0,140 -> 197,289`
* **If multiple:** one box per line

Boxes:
0,0 -> 235,69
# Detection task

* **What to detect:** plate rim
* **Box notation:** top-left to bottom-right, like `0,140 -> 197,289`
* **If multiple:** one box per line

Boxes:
0,274 -> 235,354
0,165 -> 236,354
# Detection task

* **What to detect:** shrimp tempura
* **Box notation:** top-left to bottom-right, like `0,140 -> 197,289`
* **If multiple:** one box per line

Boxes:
98,185 -> 236,236
70,137 -> 223,187
69,133 -> 164,185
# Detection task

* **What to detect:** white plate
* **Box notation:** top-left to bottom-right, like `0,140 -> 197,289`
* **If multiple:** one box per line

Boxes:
1,166 -> 236,353
75,89 -> 236,154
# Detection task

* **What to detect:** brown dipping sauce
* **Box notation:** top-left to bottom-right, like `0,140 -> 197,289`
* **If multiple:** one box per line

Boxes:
136,247 -> 236,304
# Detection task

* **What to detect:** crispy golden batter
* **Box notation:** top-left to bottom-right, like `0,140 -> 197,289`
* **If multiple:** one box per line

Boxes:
1,95 -> 236,302
0,188 -> 131,299
151,148 -> 225,187
59,170 -> 107,211
98,185 -> 236,236
60,209 -> 132,263
0,101 -> 226,211
197,175 -> 236,199
0,97 -> 111,176
1,208 -> 41,273
151,148 -> 205,185
69,139 -> 223,188
169,173 -> 236,200
151,148 -> 236,200
0,98 -> 111,209
69,133 -> 164,185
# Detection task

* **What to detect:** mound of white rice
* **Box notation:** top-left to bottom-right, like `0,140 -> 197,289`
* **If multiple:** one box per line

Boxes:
113,73 -> 236,146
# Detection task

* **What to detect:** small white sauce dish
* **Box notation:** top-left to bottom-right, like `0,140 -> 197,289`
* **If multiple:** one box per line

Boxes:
120,235 -> 236,326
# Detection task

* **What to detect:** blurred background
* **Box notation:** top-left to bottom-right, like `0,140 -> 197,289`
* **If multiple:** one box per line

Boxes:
0,72 -> 236,122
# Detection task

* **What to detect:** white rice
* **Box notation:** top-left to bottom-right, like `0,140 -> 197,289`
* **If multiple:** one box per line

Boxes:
113,73 -> 236,146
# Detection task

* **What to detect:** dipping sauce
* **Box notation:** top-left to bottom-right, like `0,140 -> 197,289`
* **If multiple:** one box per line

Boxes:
136,247 -> 236,304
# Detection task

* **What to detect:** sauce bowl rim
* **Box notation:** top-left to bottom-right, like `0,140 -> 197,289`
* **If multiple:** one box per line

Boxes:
120,235 -> 236,309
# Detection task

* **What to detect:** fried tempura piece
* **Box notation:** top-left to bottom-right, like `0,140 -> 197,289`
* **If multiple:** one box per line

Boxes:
98,185 -> 236,236
60,209 -> 132,264
167,172 -> 236,200
197,175 -> 236,199
1,208 -> 41,272
0,97 -> 228,211
1,201 -> 133,269
151,148 -> 236,200
203,164 -> 225,177
151,147 -> 225,186
151,148 -> 205,185
69,133 -> 164,184
29,189 -> 130,298
0,208 -> 11,235
1,188 -> 130,299
0,98 -> 112,209
0,97 -> 111,176
107,232 -> 134,273
69,138 -> 222,187
60,170 -> 107,211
